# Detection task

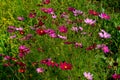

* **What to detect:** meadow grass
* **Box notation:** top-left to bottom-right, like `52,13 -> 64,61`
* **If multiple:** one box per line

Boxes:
0,0 -> 120,80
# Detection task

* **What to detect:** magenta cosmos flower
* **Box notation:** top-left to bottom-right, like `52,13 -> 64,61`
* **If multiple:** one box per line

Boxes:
84,18 -> 96,25
99,13 -> 110,20
98,29 -> 111,39
18,45 -> 30,58
101,45 -> 110,53
58,26 -> 68,33
112,73 -> 120,79
59,62 -> 72,70
83,72 -> 93,80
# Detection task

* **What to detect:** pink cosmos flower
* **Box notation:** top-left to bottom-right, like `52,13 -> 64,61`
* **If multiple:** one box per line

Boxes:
36,68 -> 44,73
71,26 -> 83,32
73,10 -> 83,16
18,45 -> 30,58
41,8 -> 54,14
60,12 -> 69,18
10,35 -> 16,39
49,33 -> 57,38
45,29 -> 57,38
16,27 -> 23,31
98,29 -> 111,38
101,45 -> 110,53
7,26 -> 16,33
57,34 -> 67,40
58,26 -> 68,33
71,26 -> 79,32
17,16 -> 24,21
112,73 -> 120,79
52,14 -> 57,18
84,18 -> 96,25
4,55 -> 11,60
83,72 -> 93,80
99,13 -> 110,20
75,42 -> 83,48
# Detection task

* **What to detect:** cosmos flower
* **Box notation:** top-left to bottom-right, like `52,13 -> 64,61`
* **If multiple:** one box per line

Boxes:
98,29 -> 111,39
43,0 -> 50,4
36,68 -> 44,73
99,13 -> 110,20
18,45 -> 30,58
57,34 -> 67,40
40,58 -> 58,67
4,55 -> 11,60
10,35 -> 16,39
84,18 -> 96,25
101,45 -> 110,53
41,8 -> 54,14
68,7 -> 75,12
75,42 -> 83,48
71,26 -> 83,32
58,26 -> 68,33
59,62 -> 72,70
89,10 -> 99,16
83,72 -> 93,80
7,26 -> 16,33
73,9 -> 83,16
16,27 -> 23,31
36,28 -> 46,35
29,12 -> 36,18
112,74 -> 120,80
17,16 -> 24,21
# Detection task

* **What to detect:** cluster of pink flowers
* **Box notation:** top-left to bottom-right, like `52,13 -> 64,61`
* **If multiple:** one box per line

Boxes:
96,44 -> 110,53
71,26 -> 83,32
18,45 -> 30,58
40,58 -> 72,70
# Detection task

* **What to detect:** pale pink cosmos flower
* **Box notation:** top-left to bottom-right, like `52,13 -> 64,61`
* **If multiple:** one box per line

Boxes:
10,35 -> 16,39
57,34 -> 67,40
52,14 -> 57,18
73,10 -> 83,16
98,29 -> 111,38
84,18 -> 96,25
36,68 -> 44,73
17,16 -> 24,21
49,33 -> 57,38
75,42 -> 82,48
99,13 -> 110,20
71,26 -> 83,32
71,26 -> 79,32
83,72 -> 93,80
16,27 -> 23,31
